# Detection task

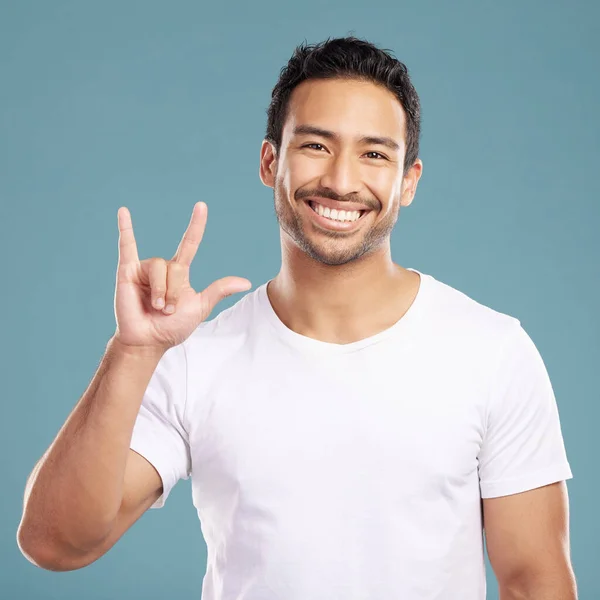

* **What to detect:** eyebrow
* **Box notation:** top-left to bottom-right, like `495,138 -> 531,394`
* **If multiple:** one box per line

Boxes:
293,124 -> 401,152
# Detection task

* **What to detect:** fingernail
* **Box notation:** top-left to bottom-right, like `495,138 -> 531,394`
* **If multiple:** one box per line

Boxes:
155,297 -> 164,309
164,304 -> 175,314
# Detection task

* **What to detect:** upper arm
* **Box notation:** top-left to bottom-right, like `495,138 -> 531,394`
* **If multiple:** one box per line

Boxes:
478,325 -> 576,594
128,343 -> 191,509
63,449 -> 163,570
84,342 -> 191,568
483,481 -> 576,591
120,448 -> 164,518
478,324 -> 572,499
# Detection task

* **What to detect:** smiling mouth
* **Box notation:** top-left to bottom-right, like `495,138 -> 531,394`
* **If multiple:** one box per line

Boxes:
307,200 -> 368,223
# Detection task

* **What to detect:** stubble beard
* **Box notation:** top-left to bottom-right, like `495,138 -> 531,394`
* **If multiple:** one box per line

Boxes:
273,176 -> 400,267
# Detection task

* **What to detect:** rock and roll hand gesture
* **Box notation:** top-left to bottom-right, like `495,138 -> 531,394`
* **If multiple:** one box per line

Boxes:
113,202 -> 251,352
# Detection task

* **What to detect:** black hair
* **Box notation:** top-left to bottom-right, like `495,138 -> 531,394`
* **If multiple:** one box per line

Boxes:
265,36 -> 421,176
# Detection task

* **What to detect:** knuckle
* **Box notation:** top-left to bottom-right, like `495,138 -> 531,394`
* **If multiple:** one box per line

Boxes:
167,261 -> 185,274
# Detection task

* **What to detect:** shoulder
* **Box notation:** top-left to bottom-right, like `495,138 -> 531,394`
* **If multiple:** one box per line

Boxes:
419,271 -> 522,350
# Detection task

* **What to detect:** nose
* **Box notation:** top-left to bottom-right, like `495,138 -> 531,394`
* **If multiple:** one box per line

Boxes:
319,152 -> 362,198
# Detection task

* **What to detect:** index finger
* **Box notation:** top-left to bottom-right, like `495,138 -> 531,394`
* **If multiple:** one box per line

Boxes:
172,202 -> 207,266
117,207 -> 140,266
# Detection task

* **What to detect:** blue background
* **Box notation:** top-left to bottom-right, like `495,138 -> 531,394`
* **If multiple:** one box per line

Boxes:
1,0 -> 598,598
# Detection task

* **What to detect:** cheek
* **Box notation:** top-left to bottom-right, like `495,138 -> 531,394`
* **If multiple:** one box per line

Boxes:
368,167 -> 398,190
287,154 -> 326,187
365,169 -> 401,207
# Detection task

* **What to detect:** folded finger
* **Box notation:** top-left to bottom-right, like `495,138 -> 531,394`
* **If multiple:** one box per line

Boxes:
163,262 -> 187,314
148,258 -> 168,309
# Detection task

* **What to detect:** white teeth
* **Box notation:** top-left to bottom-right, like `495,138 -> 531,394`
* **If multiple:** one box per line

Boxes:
311,202 -> 361,222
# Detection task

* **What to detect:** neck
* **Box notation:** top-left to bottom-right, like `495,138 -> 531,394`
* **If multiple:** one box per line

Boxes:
267,238 -> 420,345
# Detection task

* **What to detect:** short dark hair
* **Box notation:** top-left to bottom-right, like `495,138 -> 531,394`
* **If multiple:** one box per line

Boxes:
265,36 -> 421,176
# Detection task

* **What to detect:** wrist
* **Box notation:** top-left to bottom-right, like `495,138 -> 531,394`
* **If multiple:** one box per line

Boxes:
107,335 -> 168,361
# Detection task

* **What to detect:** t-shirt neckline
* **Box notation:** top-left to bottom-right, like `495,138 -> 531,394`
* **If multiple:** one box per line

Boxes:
257,268 -> 430,354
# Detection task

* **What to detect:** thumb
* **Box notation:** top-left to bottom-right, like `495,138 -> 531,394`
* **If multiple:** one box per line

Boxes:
196,276 -> 252,320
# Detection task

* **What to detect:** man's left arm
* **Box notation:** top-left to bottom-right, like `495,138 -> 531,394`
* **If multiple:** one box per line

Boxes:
478,323 -> 577,599
483,481 -> 577,599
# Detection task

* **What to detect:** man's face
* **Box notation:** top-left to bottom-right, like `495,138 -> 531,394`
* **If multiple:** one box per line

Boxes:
260,77 -> 422,266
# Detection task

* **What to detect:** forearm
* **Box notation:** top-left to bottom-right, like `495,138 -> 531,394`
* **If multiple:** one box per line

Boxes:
18,336 -> 165,557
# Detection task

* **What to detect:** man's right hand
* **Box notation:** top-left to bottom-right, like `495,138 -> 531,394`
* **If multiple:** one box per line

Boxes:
113,202 -> 251,352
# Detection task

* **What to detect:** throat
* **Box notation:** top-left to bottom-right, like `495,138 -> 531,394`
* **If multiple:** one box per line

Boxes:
267,271 -> 419,346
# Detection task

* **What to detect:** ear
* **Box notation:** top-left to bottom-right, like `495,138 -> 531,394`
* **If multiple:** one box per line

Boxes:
259,140 -> 277,188
400,159 -> 423,207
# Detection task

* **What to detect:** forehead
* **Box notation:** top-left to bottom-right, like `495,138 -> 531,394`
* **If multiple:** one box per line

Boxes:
283,78 -> 406,144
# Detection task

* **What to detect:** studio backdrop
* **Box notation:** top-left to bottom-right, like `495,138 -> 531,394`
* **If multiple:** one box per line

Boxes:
1,1 -> 598,598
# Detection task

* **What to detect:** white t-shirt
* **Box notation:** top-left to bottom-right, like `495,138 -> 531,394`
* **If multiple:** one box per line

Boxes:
130,268 -> 573,600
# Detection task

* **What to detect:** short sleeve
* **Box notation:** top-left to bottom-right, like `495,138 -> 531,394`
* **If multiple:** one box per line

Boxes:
130,342 -> 191,509
478,324 -> 573,499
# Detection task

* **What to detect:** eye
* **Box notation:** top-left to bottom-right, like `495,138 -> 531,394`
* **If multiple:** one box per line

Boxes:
364,151 -> 387,160
302,143 -> 325,151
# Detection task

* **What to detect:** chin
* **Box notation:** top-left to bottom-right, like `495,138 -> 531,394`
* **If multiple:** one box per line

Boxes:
299,238 -> 370,267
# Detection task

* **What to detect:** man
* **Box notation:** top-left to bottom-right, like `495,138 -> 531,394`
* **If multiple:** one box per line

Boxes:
17,37 -> 577,599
